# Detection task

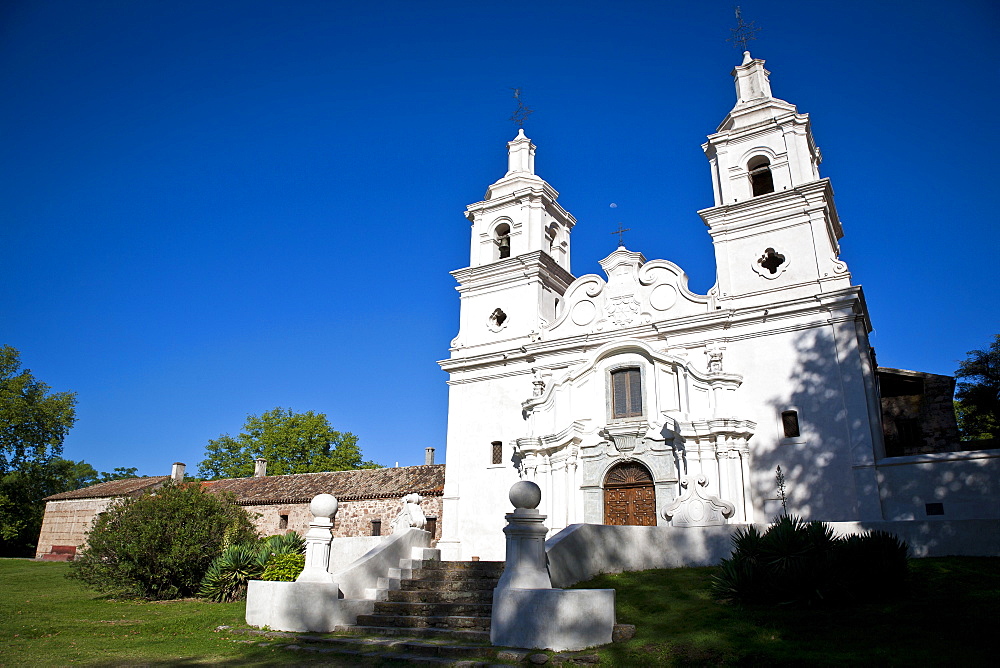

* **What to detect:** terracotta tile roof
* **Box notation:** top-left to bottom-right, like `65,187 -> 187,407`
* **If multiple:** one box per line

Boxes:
203,464 -> 446,505
44,476 -> 170,501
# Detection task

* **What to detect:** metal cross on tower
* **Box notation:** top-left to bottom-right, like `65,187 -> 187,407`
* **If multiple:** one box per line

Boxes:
611,223 -> 631,247
727,6 -> 761,52
509,88 -> 534,128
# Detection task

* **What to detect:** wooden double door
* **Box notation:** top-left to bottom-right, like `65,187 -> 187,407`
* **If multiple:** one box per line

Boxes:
604,461 -> 657,526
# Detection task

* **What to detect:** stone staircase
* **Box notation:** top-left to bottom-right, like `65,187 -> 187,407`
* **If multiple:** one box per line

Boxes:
335,547 -> 504,643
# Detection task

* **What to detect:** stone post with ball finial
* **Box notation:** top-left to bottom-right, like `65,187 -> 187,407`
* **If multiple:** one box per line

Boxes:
296,493 -> 338,583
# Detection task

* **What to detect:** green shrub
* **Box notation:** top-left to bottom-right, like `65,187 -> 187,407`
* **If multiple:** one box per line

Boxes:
712,517 -> 908,606
198,532 -> 306,601
837,529 -> 909,599
68,482 -> 257,600
261,553 -> 306,581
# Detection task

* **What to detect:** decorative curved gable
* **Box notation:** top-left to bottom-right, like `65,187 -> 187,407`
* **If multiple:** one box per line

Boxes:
546,247 -> 710,336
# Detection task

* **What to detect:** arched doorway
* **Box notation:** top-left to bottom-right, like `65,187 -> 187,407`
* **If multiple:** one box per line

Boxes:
604,460 -> 656,526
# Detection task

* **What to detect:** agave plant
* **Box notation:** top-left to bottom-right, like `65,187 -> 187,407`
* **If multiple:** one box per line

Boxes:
198,533 -> 308,602
199,542 -> 262,602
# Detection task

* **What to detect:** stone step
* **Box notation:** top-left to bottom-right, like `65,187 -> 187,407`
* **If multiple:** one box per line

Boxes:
224,626 -> 496,662
399,577 -> 500,592
424,561 -> 505,575
388,589 -> 495,604
410,547 -> 442,562
356,613 -> 492,630
334,624 -> 491,644
373,600 -> 493,617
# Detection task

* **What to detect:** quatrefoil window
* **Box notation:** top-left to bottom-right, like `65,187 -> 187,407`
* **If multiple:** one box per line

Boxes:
752,247 -> 790,279
487,307 -> 509,332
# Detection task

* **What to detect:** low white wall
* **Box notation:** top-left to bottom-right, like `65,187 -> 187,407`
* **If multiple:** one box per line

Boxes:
331,527 -> 431,599
546,519 -> 1000,587
546,524 -> 739,588
491,588 -> 615,651
828,520 -> 1000,558
873,450 -> 1000,520
329,536 -> 383,571
245,581 -> 373,632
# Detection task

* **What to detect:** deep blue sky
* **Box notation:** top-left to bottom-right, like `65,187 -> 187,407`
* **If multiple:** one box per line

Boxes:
2,1 -> 997,476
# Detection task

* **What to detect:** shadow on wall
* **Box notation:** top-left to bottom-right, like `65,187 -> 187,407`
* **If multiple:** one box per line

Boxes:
757,326 -> 999,523
756,326 -> 873,521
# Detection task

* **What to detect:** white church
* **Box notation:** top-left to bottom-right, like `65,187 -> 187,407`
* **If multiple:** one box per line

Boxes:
435,52 -> 998,562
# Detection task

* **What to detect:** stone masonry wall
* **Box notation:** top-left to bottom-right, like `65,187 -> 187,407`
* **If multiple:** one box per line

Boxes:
879,368 -> 960,456
34,498 -> 115,559
244,494 -> 443,542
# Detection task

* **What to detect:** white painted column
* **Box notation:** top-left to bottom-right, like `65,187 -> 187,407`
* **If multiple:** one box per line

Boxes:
297,494 -> 338,583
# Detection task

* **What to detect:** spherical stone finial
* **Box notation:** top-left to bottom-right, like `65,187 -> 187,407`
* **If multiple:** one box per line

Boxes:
310,493 -> 339,518
509,480 -> 542,509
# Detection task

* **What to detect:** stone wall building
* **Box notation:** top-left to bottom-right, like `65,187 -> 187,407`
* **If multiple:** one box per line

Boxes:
34,463 -> 444,560
35,475 -> 174,560
878,367 -> 961,457
206,464 -> 444,540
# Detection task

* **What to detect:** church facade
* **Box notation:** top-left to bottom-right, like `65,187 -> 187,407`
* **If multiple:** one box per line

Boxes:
437,53 -> 892,561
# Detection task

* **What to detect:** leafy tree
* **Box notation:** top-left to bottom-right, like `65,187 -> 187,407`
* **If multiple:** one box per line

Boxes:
954,334 -> 1000,441
198,407 -> 377,479
0,345 -> 77,474
68,482 -> 257,600
99,466 -> 139,482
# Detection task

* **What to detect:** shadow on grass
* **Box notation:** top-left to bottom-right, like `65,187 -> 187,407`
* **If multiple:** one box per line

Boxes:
573,557 -> 999,667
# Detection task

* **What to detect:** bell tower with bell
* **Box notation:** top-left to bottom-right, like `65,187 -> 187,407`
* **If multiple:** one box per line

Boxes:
698,50 -> 853,309
450,129 -> 577,351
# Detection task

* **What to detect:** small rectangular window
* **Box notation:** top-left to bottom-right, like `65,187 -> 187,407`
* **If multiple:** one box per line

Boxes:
491,440 -> 503,465
371,518 -> 382,536
781,410 -> 800,438
611,368 -> 642,418
278,514 -> 288,530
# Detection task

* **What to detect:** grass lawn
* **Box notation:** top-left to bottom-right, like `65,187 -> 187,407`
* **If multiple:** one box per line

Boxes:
0,559 -> 369,666
581,556 -> 1000,666
2,557 -> 997,666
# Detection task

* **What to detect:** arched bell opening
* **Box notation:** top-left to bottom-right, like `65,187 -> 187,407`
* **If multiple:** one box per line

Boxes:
748,155 -> 775,196
603,460 -> 657,526
494,222 -> 511,259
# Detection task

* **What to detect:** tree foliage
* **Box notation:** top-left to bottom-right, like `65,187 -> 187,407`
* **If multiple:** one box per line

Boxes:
0,345 -> 77,474
954,334 -> 1000,441
198,407 -> 377,479
0,345 -> 80,552
68,482 -> 257,600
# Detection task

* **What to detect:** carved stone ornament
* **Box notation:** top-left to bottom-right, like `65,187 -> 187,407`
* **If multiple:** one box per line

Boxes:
600,421 -> 649,454
705,343 -> 725,373
391,493 -> 427,533
606,294 -> 641,326
661,474 -> 735,527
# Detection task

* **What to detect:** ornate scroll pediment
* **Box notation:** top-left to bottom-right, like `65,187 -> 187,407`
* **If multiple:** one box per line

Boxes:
546,247 -> 711,335
662,474 -> 735,527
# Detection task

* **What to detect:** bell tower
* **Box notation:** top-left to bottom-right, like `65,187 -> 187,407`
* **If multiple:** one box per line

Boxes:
699,52 -> 852,307
450,130 -> 577,351
465,129 -> 575,270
